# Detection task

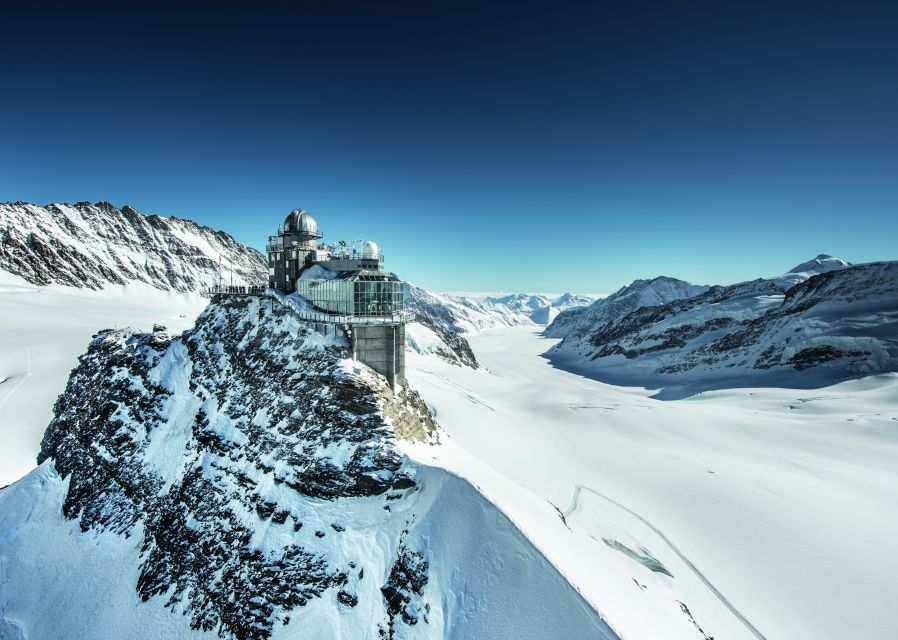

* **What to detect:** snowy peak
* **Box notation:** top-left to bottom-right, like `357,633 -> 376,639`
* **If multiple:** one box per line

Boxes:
545,276 -> 707,339
405,285 -> 597,334
610,275 -> 710,309
787,254 -> 851,276
774,254 -> 852,290
0,201 -> 267,291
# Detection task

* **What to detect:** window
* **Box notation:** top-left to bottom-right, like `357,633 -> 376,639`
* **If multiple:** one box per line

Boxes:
294,277 -> 405,317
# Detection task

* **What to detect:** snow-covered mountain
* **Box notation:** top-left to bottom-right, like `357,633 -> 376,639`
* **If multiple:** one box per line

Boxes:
547,257 -> 898,396
404,284 -> 595,367
0,201 -> 266,291
406,285 -> 595,335
478,292 -> 597,325
0,295 -> 615,640
774,253 -> 852,289
545,276 -> 709,339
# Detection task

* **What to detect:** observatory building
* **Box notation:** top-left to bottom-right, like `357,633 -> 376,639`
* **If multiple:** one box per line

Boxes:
267,209 -> 412,389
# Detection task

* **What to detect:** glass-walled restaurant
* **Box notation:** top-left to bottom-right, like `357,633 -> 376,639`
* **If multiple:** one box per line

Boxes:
294,273 -> 404,317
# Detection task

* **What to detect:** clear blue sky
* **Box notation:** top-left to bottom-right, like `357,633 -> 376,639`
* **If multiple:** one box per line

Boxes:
2,1 -> 896,293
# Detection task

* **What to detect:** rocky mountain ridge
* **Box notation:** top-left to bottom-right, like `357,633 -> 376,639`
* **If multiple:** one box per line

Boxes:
0,201 -> 266,291
546,257 -> 898,397
545,276 -> 709,340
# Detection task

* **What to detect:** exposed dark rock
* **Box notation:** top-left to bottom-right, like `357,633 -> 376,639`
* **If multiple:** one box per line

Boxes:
36,296 -> 438,640
788,346 -> 870,371
381,544 -> 430,637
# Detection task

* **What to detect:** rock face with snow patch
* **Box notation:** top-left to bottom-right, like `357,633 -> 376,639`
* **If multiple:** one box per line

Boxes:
0,296 -> 616,640
0,201 -> 266,290
547,260 -> 898,396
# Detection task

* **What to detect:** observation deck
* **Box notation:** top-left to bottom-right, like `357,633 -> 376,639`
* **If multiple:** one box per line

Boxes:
205,286 -> 414,326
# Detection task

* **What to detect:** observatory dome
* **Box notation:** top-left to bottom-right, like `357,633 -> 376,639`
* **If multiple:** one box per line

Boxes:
284,209 -> 319,236
361,241 -> 379,258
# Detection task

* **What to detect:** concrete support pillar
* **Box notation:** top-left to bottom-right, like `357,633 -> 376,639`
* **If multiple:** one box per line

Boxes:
351,324 -> 405,390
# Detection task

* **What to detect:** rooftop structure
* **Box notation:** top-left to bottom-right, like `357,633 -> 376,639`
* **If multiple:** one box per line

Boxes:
266,208 -> 412,388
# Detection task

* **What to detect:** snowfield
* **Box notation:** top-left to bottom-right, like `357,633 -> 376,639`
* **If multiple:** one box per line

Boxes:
0,272 -> 207,485
405,326 -> 898,640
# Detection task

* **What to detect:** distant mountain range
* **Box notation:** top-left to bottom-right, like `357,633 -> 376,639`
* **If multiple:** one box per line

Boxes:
0,201 -> 266,291
403,285 -> 596,366
546,255 -> 898,397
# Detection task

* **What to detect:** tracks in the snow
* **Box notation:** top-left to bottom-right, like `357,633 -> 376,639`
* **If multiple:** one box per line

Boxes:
563,484 -> 768,640
0,349 -> 32,413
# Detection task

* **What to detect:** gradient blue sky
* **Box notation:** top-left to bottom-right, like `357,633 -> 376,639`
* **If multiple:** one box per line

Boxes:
2,1 -> 896,293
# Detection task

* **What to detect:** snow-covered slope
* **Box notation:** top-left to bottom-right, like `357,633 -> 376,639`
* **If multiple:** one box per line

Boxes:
406,326 -> 898,640
0,273 -> 208,486
0,201 -> 266,291
407,286 -> 595,334
548,258 -> 898,396
0,296 -> 616,640
0,202 -> 267,485
545,276 -> 708,339
403,284 -> 594,367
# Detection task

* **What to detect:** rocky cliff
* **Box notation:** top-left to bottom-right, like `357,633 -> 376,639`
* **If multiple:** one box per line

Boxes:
0,296 -> 616,640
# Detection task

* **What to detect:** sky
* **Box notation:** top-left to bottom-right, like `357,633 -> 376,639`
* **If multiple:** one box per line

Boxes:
2,1 -> 897,293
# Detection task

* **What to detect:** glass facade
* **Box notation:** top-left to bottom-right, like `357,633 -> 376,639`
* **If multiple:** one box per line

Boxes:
295,274 -> 405,317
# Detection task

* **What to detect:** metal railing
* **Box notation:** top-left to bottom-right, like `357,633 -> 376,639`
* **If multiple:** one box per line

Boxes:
206,285 -> 267,296
205,286 -> 415,325
280,304 -> 415,326
263,247 -> 386,263
319,252 -> 385,263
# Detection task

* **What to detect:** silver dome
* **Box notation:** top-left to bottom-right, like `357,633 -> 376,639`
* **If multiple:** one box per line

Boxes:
284,209 -> 320,236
